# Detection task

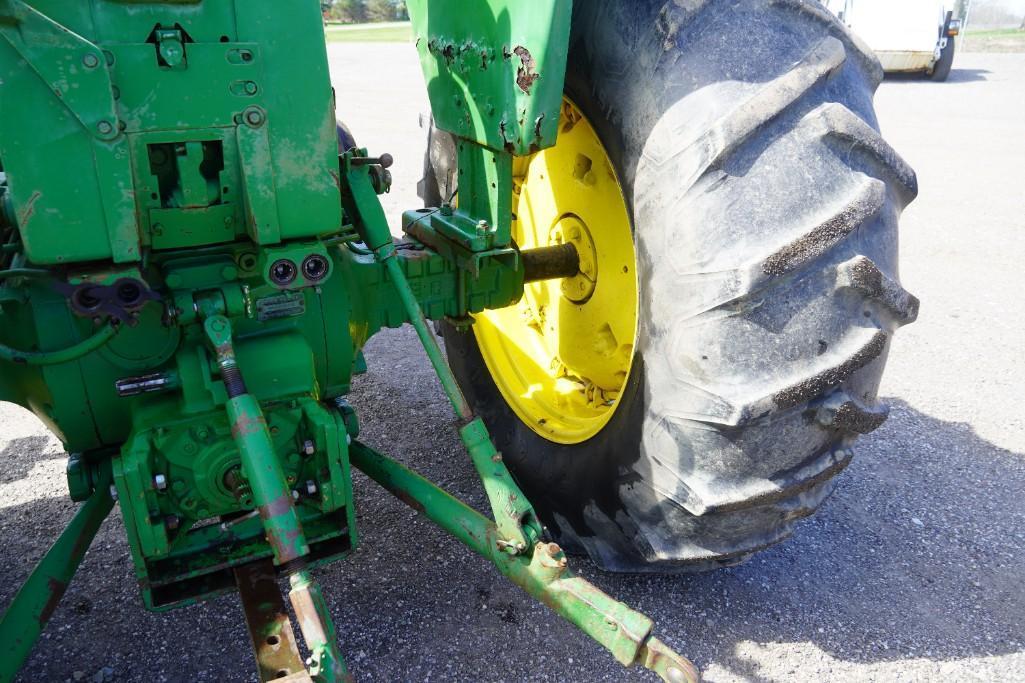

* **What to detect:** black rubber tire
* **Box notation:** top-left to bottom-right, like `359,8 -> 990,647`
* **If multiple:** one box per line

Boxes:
421,0 -> 919,572
930,36 -> 955,81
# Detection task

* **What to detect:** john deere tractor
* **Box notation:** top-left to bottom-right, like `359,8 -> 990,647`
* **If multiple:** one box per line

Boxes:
0,0 -> 918,680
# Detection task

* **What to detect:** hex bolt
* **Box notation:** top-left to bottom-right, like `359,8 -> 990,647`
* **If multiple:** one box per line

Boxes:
108,484 -> 118,501
244,109 -> 264,126
305,480 -> 317,496
476,220 -> 490,237
96,120 -> 114,135
153,474 -> 168,491
302,439 -> 316,456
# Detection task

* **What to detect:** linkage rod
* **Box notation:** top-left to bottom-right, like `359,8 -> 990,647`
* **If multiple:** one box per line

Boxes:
349,441 -> 699,683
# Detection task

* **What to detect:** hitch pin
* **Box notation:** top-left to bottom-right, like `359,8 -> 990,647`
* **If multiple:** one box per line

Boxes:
219,510 -> 259,533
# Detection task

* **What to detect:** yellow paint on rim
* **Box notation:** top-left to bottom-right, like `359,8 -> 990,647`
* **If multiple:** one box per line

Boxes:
474,98 -> 638,445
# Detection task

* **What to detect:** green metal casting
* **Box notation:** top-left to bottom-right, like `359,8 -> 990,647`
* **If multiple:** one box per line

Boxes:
0,0 -> 698,680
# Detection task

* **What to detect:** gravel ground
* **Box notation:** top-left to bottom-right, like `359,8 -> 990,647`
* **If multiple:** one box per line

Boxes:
1,46 -> 1023,683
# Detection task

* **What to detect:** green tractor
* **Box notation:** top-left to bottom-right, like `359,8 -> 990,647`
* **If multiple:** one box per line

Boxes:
0,0 -> 917,680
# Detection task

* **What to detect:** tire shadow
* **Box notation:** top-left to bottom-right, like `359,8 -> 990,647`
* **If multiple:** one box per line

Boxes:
588,397 -> 1024,680
883,68 -> 991,83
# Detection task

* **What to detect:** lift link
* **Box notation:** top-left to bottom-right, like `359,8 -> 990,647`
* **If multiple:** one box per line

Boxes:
201,312 -> 351,683
350,442 -> 699,683
341,152 -> 544,555
0,463 -> 114,682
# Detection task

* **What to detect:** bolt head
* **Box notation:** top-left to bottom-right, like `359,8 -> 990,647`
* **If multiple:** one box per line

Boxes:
244,109 -> 264,126
305,480 -> 317,496
96,120 -> 113,135
108,484 -> 118,501
302,439 -> 316,456
82,53 -> 100,68
154,474 -> 168,491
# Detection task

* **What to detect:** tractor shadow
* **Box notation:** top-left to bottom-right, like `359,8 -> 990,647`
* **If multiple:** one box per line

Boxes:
0,434 -> 65,484
589,397 -> 1024,680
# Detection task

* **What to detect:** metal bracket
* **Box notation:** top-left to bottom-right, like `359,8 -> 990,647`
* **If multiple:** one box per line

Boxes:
0,0 -> 119,140
154,28 -> 186,69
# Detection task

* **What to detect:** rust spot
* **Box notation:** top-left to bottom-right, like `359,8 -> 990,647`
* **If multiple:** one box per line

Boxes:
231,413 -> 268,438
513,46 -> 540,94
39,578 -> 68,624
18,190 -> 42,229
263,494 -> 293,518
394,489 -> 426,514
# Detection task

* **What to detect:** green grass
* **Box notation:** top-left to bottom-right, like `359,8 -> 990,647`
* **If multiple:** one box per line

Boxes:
325,21 -> 412,43
963,27 -> 1025,53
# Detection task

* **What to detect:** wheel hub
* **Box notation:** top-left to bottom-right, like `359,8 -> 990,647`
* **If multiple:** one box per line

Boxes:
474,98 -> 638,445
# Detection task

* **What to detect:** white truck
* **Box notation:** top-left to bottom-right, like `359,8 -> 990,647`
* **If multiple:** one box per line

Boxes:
827,0 -> 962,81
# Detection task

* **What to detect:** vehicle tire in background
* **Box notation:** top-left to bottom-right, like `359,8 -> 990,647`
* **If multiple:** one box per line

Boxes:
422,0 -> 919,572
930,36 -> 955,82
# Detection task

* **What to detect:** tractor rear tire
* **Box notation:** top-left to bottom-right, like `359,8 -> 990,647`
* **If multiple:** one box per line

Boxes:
422,0 -> 919,572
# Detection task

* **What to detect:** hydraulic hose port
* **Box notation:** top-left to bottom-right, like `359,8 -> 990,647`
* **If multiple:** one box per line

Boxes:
70,286 -> 104,315
301,254 -> 329,282
114,279 -> 144,308
269,259 -> 297,286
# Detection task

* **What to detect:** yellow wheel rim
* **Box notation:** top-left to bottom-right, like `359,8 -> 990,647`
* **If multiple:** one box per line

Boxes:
474,98 -> 639,445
